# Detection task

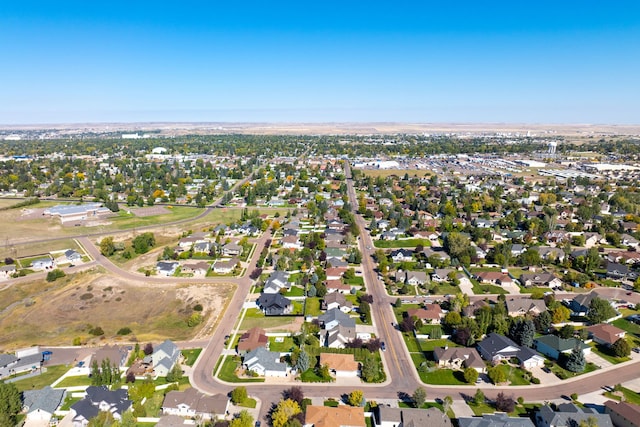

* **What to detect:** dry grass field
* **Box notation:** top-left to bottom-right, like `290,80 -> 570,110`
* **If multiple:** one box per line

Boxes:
0,268 -> 234,350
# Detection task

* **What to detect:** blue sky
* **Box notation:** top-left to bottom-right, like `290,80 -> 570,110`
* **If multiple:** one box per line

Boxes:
1,1 -> 639,124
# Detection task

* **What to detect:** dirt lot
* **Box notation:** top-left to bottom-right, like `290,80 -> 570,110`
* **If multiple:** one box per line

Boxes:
0,268 -> 234,350
129,206 -> 171,217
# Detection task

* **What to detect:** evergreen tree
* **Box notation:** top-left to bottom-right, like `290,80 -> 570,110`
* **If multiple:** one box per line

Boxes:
564,345 -> 586,373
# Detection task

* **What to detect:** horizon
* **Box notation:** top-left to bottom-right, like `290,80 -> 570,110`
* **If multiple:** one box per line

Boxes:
2,1 -> 640,124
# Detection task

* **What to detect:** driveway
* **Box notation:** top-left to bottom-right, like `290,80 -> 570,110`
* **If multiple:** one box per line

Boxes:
586,351 -> 613,369
458,277 -> 474,296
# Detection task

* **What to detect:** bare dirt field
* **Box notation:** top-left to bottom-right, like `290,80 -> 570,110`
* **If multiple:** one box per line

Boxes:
0,268 -> 235,350
129,206 -> 171,217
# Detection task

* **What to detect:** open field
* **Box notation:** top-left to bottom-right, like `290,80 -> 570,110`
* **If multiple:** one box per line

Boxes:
0,268 -> 234,349
0,238 -> 85,261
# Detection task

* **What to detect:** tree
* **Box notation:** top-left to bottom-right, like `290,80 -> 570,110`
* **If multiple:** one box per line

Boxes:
132,232 -> 156,254
611,338 -> 631,358
552,305 -> 571,324
296,349 -> 310,373
509,319 -> 535,348
412,387 -> 427,408
0,383 -> 21,426
120,410 -> 136,427
100,236 -> 116,256
361,352 -> 382,382
473,388 -> 485,405
143,343 -> 153,355
166,363 -> 183,383
284,386 -> 304,405
46,268 -> 66,282
442,396 -> 453,414
231,386 -> 248,405
558,324 -> 575,339
464,367 -> 479,384
535,310 -> 552,333
348,390 -> 364,406
229,410 -> 254,427
271,399 -> 301,427
564,346 -> 586,373
587,297 -> 618,324
495,392 -> 515,413
488,365 -> 507,384
87,410 -> 116,427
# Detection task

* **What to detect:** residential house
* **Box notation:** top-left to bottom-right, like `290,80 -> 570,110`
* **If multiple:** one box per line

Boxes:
568,292 -> 599,316
476,271 -> 514,287
319,353 -> 360,378
162,388 -> 228,420
406,305 -> 443,324
506,298 -> 547,317
534,335 -> 591,360
22,386 -> 66,424
281,235 -> 303,249
70,386 -> 132,427
607,262 -> 634,280
511,244 -> 526,256
477,333 -> 544,369
212,258 -> 238,274
90,345 -> 129,369
263,271 -> 290,294
181,261 -> 210,276
463,300 -> 490,318
604,400 -> 640,427
237,327 -> 269,353
322,293 -> 353,312
304,405 -> 365,427
459,413 -> 535,427
65,249 -> 82,263
318,308 -> 357,348
243,347 -> 287,377
534,246 -> 565,263
535,404 -> 613,427
431,268 -> 455,282
156,261 -> 179,276
395,270 -> 428,286
326,267 -> 347,281
584,232 -> 605,248
178,236 -> 200,249
222,242 -> 243,257
0,264 -> 16,278
374,406 -> 452,427
30,257 -> 54,271
0,347 -> 43,378
621,233 -> 640,248
193,241 -> 212,253
152,340 -> 181,377
433,347 -> 486,373
325,280 -> 351,294
587,324 -> 626,347
390,249 -> 414,263
519,272 -> 562,288
257,293 -> 293,316
326,257 -> 348,268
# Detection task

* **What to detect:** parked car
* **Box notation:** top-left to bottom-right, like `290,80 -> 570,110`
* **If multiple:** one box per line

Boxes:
633,347 -> 640,353
381,342 -> 386,351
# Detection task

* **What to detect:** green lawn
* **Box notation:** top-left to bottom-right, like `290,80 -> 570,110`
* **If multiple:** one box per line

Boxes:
419,338 -> 459,352
550,362 -> 598,380
430,283 -> 461,295
613,317 -> 640,337
421,368 -> 467,385
304,297 -> 321,316
345,276 -> 365,286
604,387 -> 640,405
374,239 -> 431,248
12,365 -> 69,392
496,364 -> 531,385
469,401 -> 497,415
291,301 -> 304,315
56,375 -> 91,388
142,391 -> 165,417
269,336 -> 295,352
471,282 -> 508,295
284,286 -> 305,297
238,397 -> 257,408
181,348 -> 202,366
301,369 -> 333,383
590,343 -> 630,365
216,356 -> 265,383
60,396 -> 82,410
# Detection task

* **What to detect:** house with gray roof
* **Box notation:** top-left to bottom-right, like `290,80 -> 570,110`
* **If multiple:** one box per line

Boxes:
30,257 -> 54,271
243,347 -> 287,377
506,298 -> 547,317
374,406 -> 451,427
162,388 -> 228,420
152,340 -> 181,377
477,333 -> 544,369
0,347 -> 43,379
23,386 -> 66,423
263,270 -> 290,294
433,347 -> 486,373
459,413 -> 535,427
257,293 -> 293,316
65,249 -> 82,263
71,386 -> 131,427
156,261 -> 179,276
535,403 -> 613,427
319,308 -> 357,348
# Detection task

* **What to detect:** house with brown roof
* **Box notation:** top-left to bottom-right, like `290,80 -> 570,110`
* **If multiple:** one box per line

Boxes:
326,280 -> 351,294
326,267 -> 347,281
475,271 -> 514,286
180,261 -> 210,276
506,298 -> 547,317
304,405 -> 365,427
406,304 -> 443,324
433,346 -> 486,373
162,388 -> 228,420
237,327 -> 269,353
319,353 -> 360,378
604,400 -> 640,427
322,293 -> 353,312
587,323 -> 626,347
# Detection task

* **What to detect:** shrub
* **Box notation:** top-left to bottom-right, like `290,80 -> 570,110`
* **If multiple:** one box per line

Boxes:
46,269 -> 65,282
89,326 -> 104,336
193,303 -> 203,312
117,327 -> 132,335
